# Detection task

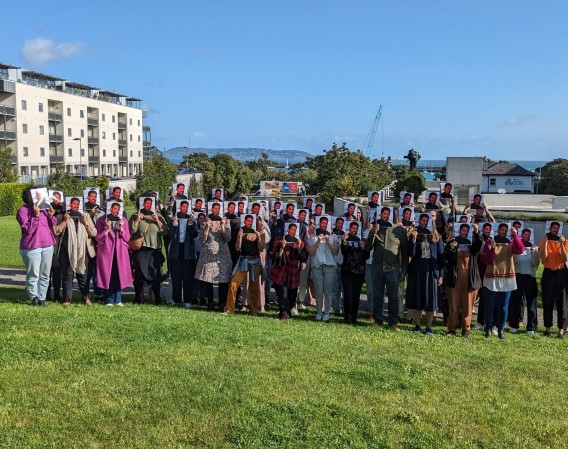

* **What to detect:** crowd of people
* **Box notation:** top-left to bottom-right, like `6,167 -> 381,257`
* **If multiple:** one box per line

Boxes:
15,182 -> 568,339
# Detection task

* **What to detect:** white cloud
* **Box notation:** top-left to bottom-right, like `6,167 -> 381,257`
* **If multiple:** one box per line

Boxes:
496,115 -> 535,130
21,37 -> 83,67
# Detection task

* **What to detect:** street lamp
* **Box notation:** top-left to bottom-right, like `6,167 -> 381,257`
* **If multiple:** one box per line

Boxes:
73,137 -> 82,180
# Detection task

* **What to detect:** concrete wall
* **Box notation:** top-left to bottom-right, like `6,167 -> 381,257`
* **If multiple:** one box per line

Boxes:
446,157 -> 484,189
482,194 -> 555,208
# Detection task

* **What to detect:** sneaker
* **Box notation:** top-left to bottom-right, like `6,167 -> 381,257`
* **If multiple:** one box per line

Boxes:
424,328 -> 433,336
38,300 -> 46,307
238,306 -> 248,312
509,327 -> 518,334
105,303 -> 114,307
290,307 -> 299,317
315,313 -> 323,321
260,307 -> 265,313
473,323 -> 484,331
491,326 -> 498,336
526,330 -> 535,335
485,329 -> 492,338
181,303 -> 192,309
280,315 -> 288,321
412,325 -> 422,333
497,330 -> 506,340
115,302 -> 123,307
298,304 -> 307,310
166,299 -> 176,306
322,313 -> 330,322
558,329 -> 565,339
221,312 -> 231,316
30,297 -> 39,307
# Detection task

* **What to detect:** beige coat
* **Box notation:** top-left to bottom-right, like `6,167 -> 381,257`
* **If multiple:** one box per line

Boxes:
54,214 -> 97,275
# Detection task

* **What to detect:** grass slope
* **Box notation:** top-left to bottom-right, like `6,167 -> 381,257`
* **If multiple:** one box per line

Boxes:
0,298 -> 567,449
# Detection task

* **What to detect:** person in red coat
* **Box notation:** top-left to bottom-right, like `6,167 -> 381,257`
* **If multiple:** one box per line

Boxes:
269,222 -> 308,320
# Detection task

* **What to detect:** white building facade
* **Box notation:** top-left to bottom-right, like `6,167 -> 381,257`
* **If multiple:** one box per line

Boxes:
0,62 -> 146,183
481,163 -> 534,194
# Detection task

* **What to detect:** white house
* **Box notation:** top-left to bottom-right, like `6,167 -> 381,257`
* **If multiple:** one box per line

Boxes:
481,163 -> 535,194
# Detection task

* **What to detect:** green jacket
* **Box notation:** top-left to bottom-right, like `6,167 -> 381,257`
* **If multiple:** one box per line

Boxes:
129,214 -> 168,249
366,223 -> 409,275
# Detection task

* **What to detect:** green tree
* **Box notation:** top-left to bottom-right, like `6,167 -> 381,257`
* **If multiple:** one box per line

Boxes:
539,158 -> 568,196
0,145 -> 19,183
137,153 -> 178,200
393,171 -> 427,198
305,142 -> 394,205
47,167 -> 83,195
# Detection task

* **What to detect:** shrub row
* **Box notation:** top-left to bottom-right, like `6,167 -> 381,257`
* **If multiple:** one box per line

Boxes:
0,183 -> 30,216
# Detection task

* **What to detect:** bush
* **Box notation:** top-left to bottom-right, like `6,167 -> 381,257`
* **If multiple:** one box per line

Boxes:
491,212 -> 567,222
0,183 -> 31,216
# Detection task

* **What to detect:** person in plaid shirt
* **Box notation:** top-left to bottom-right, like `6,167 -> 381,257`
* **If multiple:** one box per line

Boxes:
269,223 -> 308,320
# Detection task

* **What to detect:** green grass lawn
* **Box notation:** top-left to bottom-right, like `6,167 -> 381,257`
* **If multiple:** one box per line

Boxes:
1,291 -> 567,449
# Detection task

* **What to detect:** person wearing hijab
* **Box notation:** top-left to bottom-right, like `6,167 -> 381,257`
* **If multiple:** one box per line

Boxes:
16,187 -> 58,306
95,202 -> 132,306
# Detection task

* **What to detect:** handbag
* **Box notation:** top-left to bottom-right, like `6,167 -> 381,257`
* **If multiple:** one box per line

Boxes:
129,224 -> 149,252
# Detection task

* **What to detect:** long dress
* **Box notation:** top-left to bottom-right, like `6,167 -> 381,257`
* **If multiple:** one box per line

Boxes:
195,220 -> 232,283
405,237 -> 444,312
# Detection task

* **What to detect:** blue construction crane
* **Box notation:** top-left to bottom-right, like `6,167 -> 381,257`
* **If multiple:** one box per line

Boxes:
362,105 -> 383,157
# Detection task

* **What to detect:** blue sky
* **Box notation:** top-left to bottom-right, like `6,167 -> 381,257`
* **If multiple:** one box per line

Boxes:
4,0 -> 568,160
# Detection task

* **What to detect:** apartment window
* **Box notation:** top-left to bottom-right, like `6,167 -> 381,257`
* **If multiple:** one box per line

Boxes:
103,149 -> 106,157
81,148 -> 85,157
489,178 -> 496,186
39,125 -> 44,135
129,134 -> 132,142
130,150 -> 133,157
138,151 -> 141,157
112,115 -> 116,123
67,107 -> 71,117
112,132 -> 116,140
22,123 -> 28,134
138,135 -> 141,142
137,119 -> 140,126
102,131 -> 106,139
80,129 -> 85,138
68,128 -> 72,137
40,147 -> 45,157
23,147 -> 29,157
113,150 -> 116,157
129,118 -> 132,125
21,100 -> 27,110
38,103 -> 44,112
80,110 -> 84,118
102,113 -> 106,122
68,148 -> 73,157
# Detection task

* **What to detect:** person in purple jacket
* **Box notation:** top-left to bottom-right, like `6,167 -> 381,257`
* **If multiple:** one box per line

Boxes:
16,187 -> 57,306
95,202 -> 133,306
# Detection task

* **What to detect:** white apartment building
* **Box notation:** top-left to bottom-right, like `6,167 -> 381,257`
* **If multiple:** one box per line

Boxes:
0,62 -> 149,182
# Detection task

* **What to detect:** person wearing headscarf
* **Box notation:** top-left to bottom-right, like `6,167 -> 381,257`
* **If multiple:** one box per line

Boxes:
16,187 -> 58,306
95,202 -> 132,306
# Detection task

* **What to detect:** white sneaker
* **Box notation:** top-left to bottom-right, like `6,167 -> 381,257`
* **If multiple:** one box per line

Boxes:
298,304 -> 307,310
115,302 -> 123,307
105,303 -> 114,307
260,307 -> 265,313
509,327 -> 518,334
315,313 -> 323,321
491,326 -> 498,335
238,306 -> 248,312
473,323 -> 484,331
181,303 -> 192,308
290,307 -> 299,316
527,331 -> 535,335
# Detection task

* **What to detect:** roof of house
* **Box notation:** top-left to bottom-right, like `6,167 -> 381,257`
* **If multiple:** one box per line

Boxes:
483,163 -> 535,177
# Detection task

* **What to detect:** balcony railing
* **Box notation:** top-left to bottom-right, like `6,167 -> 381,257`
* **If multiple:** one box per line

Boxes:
118,139 -> 127,146
49,155 -> 64,164
118,156 -> 127,162
48,112 -> 62,121
88,118 -> 99,126
0,105 -> 16,116
88,155 -> 100,163
0,131 -> 16,140
88,137 -> 99,145
12,155 -> 17,164
49,134 -> 63,143
118,122 -> 127,130
143,140 -> 151,147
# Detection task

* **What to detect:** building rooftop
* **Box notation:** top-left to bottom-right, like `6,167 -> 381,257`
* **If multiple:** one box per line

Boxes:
483,163 -> 535,177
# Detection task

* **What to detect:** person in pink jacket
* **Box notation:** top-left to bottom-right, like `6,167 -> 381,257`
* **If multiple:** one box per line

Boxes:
481,223 -> 524,339
95,202 -> 133,306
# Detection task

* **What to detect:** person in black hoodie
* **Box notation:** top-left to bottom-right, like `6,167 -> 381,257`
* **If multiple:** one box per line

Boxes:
340,221 -> 369,324
168,201 -> 198,307
444,222 -> 482,337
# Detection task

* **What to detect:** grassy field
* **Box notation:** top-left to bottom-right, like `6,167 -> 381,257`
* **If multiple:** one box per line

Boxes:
1,290 -> 568,449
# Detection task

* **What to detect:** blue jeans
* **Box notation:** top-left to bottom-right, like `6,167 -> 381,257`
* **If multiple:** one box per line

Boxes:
312,264 -> 336,315
485,290 -> 511,331
371,266 -> 400,325
365,265 -> 374,313
20,246 -> 54,301
85,255 -> 103,297
331,265 -> 342,313
105,289 -> 122,305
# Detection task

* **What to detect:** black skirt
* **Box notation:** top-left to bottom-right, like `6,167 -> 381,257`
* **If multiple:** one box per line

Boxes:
406,257 -> 440,312
133,247 -> 165,283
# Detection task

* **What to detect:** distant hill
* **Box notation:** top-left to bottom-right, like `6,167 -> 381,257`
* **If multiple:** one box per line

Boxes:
164,147 -> 315,164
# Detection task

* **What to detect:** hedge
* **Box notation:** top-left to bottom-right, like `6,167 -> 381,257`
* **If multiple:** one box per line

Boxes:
0,183 -> 31,216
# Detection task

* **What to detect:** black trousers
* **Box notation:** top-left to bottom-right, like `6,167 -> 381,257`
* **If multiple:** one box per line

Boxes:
509,273 -> 538,331
203,282 -> 228,311
170,257 -> 196,304
59,246 -> 87,302
134,270 -> 162,305
342,272 -> 365,323
542,268 -> 568,329
47,263 -> 62,301
275,284 -> 298,318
